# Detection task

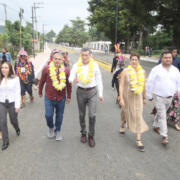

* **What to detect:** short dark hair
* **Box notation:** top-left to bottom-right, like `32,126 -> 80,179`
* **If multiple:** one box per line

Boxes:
62,51 -> 68,55
81,48 -> 92,54
170,46 -> 178,52
161,51 -> 173,58
53,52 -> 63,59
130,53 -> 140,60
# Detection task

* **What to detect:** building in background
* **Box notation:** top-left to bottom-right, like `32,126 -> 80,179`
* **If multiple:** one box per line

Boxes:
83,41 -> 112,53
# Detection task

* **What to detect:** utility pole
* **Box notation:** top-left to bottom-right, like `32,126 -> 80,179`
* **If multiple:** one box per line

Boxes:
42,24 -> 45,52
115,0 -> 119,46
33,2 -> 43,51
31,6 -> 35,58
0,3 -> 7,23
19,8 -> 24,48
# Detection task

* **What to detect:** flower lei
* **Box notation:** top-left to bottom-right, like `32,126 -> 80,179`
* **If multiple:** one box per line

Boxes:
77,58 -> 95,85
128,64 -> 145,94
49,61 -> 66,91
16,58 -> 32,82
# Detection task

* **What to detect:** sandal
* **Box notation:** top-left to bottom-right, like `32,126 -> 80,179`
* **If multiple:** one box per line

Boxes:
119,127 -> 125,134
136,140 -> 145,152
162,137 -> 168,146
21,103 -> 25,109
174,124 -> 180,131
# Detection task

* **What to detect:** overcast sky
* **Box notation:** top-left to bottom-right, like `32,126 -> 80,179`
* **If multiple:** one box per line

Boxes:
0,0 -> 90,34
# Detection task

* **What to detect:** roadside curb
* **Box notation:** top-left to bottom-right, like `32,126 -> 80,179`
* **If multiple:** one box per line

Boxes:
95,58 -> 111,71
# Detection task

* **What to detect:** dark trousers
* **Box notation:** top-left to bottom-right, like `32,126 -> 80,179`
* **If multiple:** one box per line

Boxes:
44,96 -> 66,132
0,102 -> 19,144
76,87 -> 97,137
20,81 -> 33,96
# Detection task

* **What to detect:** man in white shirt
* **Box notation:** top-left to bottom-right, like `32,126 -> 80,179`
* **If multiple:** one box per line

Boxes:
146,51 -> 180,145
69,48 -> 103,147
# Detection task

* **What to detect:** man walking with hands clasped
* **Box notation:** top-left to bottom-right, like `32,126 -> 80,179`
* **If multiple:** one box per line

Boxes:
69,48 -> 103,147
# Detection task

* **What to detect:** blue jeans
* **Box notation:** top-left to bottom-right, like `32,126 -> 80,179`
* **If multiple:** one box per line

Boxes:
44,96 -> 66,132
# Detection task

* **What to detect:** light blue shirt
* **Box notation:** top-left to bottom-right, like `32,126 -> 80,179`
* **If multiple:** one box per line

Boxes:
0,52 -> 13,64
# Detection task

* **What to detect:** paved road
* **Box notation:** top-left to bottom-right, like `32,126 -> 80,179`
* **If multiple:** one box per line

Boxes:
0,49 -> 180,180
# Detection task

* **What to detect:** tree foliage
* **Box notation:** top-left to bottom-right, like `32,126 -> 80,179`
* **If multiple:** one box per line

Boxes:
0,20 -> 39,59
45,30 -> 56,42
88,0 -> 180,50
56,17 -> 89,46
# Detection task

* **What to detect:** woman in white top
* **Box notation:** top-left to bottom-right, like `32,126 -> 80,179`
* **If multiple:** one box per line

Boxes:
0,62 -> 21,150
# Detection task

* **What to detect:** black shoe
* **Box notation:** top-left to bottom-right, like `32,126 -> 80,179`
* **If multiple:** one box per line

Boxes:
16,128 -> 20,136
88,135 -> 96,147
2,142 -> 9,151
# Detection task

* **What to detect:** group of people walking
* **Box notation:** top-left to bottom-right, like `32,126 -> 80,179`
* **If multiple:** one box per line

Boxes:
39,48 -> 103,147
0,46 -> 103,150
0,45 -> 180,153
112,46 -> 180,152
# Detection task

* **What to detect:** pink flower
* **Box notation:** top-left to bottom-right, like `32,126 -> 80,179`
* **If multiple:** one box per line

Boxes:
169,111 -> 174,116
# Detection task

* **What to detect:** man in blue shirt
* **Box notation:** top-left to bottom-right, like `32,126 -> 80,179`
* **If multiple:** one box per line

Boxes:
171,47 -> 180,71
0,48 -> 13,65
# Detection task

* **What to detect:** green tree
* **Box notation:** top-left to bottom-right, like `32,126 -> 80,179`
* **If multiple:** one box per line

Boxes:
0,20 -> 38,59
0,33 -> 10,47
88,0 -> 180,50
56,17 -> 89,47
56,25 -> 73,45
155,0 -> 180,48
45,30 -> 56,42
88,26 -> 109,41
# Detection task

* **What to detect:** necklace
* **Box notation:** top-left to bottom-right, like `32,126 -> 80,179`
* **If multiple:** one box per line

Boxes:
128,64 -> 145,94
49,61 -> 66,91
77,58 -> 95,85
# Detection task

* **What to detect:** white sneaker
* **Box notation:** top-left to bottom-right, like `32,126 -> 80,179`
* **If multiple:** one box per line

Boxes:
47,128 -> 55,138
56,131 -> 63,141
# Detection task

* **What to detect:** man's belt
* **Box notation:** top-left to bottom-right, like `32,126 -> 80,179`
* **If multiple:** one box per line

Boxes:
155,94 -> 172,99
78,86 -> 96,91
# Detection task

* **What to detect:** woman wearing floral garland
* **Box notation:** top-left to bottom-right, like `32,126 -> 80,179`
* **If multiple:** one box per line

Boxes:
39,52 -> 72,141
119,53 -> 149,152
15,48 -> 35,108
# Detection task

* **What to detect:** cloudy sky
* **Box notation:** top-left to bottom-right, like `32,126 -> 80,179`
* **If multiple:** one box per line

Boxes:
0,0 -> 90,34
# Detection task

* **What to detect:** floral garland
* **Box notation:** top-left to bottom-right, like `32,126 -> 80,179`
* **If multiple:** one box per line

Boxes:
16,58 -> 32,82
49,61 -> 66,91
128,64 -> 145,94
77,58 -> 95,85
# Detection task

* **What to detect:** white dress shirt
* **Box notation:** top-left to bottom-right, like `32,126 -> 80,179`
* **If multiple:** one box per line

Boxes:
69,61 -> 103,97
146,64 -> 180,99
0,77 -> 21,108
